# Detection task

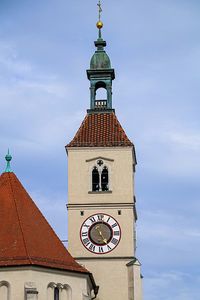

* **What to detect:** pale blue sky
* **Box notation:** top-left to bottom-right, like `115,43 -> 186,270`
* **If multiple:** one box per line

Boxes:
0,1 -> 200,299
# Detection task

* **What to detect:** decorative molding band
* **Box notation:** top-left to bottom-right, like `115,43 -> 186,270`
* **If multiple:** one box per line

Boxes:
86,156 -> 114,162
76,256 -> 136,260
67,203 -> 134,209
88,191 -> 112,194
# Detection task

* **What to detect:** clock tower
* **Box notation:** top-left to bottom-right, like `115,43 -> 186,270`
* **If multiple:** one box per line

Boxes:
66,6 -> 143,300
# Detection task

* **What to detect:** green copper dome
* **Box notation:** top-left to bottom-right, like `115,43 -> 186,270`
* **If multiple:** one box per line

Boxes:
90,50 -> 111,70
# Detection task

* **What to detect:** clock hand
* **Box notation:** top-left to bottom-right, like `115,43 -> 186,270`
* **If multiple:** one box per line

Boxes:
95,225 -> 104,237
95,226 -> 107,244
99,232 -> 107,244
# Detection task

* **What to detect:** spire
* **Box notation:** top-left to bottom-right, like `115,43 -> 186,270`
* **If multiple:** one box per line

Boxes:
96,0 -> 104,43
94,0 -> 106,53
5,149 -> 12,173
87,1 -> 115,112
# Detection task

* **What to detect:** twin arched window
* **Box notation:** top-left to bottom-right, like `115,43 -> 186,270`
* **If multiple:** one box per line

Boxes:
92,160 -> 109,192
48,283 -> 72,300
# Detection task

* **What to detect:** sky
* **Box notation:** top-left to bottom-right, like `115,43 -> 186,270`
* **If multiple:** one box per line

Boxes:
0,0 -> 200,299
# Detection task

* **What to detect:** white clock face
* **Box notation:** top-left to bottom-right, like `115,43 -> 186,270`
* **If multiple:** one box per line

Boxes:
80,213 -> 121,254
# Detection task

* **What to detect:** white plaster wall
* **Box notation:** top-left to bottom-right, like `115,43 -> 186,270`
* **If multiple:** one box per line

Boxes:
67,147 -> 135,204
127,261 -> 143,300
77,258 -> 142,300
0,267 -> 91,300
67,147 -> 136,258
134,265 -> 143,300
67,146 -> 139,300
68,207 -> 135,258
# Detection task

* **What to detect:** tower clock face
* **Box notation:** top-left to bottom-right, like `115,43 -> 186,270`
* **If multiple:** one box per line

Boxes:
80,213 -> 121,254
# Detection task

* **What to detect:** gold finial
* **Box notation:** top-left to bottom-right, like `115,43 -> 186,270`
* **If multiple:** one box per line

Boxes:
96,0 -> 103,29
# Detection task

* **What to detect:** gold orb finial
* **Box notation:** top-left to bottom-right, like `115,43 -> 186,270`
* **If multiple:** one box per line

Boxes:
96,21 -> 103,29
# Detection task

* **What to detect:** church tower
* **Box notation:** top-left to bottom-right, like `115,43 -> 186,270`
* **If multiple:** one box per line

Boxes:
66,3 -> 143,300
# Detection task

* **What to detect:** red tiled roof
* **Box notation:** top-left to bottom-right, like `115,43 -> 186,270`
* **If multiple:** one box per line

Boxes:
0,172 -> 88,273
67,112 -> 133,147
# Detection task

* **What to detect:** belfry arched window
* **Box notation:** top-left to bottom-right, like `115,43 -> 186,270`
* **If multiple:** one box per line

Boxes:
92,167 -> 100,191
92,160 -> 109,192
101,166 -> 108,191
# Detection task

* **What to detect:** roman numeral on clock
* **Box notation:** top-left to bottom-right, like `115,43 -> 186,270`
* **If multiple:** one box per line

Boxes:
83,224 -> 90,228
111,238 -> 118,245
97,214 -> 104,221
111,223 -> 117,228
114,231 -> 120,236
99,246 -> 104,253
82,232 -> 88,237
83,238 -> 90,246
89,243 -> 96,252
106,217 -> 111,223
89,217 -> 96,223
107,245 -> 112,251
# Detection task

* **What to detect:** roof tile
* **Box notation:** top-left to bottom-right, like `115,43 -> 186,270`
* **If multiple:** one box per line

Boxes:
67,112 -> 133,147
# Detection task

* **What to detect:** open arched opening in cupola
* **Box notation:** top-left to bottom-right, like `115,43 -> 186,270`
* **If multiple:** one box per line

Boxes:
94,81 -> 107,109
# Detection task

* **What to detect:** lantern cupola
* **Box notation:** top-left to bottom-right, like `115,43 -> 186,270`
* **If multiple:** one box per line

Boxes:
87,3 -> 115,112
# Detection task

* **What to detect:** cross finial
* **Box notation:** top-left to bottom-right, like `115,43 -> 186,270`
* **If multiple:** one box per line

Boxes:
96,0 -> 103,33
5,149 -> 12,173
97,0 -> 102,22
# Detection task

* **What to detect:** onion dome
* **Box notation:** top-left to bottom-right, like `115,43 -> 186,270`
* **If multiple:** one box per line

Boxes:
90,22 -> 111,70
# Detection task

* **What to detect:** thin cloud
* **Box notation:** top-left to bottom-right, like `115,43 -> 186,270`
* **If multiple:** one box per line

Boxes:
0,1 -> 199,300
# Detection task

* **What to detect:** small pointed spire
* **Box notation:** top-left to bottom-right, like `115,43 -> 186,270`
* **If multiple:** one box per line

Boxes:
5,149 -> 12,173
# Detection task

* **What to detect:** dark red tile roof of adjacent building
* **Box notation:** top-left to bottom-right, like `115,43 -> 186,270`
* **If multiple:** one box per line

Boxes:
67,112 -> 133,147
0,172 -> 88,273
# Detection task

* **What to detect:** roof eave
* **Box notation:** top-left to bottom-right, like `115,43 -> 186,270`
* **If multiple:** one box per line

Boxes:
66,144 -> 134,150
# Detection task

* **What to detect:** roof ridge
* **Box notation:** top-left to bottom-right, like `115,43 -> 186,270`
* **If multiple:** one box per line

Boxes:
7,173 -> 32,265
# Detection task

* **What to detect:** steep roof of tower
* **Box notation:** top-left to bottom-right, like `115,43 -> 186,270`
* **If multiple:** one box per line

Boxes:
0,172 -> 88,274
67,112 -> 133,147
